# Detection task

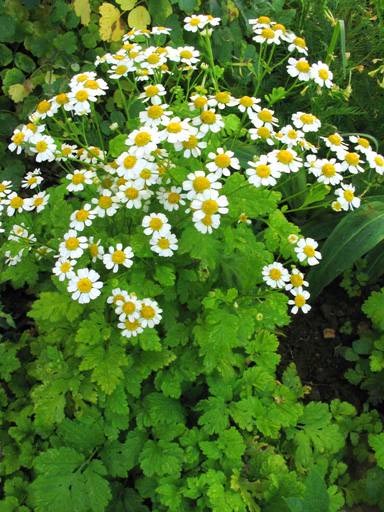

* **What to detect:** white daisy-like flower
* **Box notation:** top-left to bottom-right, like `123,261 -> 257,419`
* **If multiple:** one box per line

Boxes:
108,62 -> 134,80
30,134 -> 56,162
68,88 -> 98,115
174,129 -> 207,158
287,35 -> 308,55
29,191 -> 49,213
184,14 -> 207,32
103,243 -> 134,273
192,109 -> 224,135
139,83 -> 166,105
288,287 -> 311,314
253,26 -> 281,45
5,249 -> 24,266
206,148 -> 240,178
139,103 -> 171,127
8,129 -> 26,154
139,298 -> 162,328
349,135 -> 372,154
335,184 -> 361,211
59,230 -> 88,259
151,26 -> 172,36
115,152 -> 148,179
92,189 -> 120,217
56,143 -> 78,161
69,204 -> 96,231
286,57 -> 311,81
207,91 -> 237,110
118,318 -> 144,338
189,93 -> 209,111
191,189 -> 228,229
160,117 -> 191,144
150,230 -> 178,257
107,288 -> 127,306
246,155 -> 281,187
278,125 -> 305,147
285,268 -> 309,291
157,186 -> 186,211
291,112 -> 321,132
337,150 -> 365,174
138,162 -> 160,186
8,223 -> 30,242
295,237 -> 322,266
142,212 -> 170,236
21,169 -> 43,189
193,212 -> 221,234
310,158 -> 344,185
235,95 -> 261,114
53,258 -> 76,281
249,108 -> 279,130
32,99 -> 58,121
0,180 -> 12,198
4,193 -> 31,216
269,148 -> 302,173
321,133 -> 348,153
310,61 -> 333,88
262,262 -> 290,289
172,46 -> 200,66
248,125 -> 276,145
87,237 -> 104,262
117,179 -> 152,209
182,170 -> 221,200
67,268 -> 103,304
125,127 -> 160,157
66,169 -> 95,192
367,151 -> 384,174
51,92 -> 72,112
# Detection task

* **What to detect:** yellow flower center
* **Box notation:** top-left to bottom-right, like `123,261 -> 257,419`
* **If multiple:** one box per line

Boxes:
12,132 -> 25,145
145,85 -> 159,97
167,122 -> 182,133
76,73 -> 88,82
115,65 -> 128,75
72,173 -> 85,185
37,100 -> 51,113
288,129 -> 298,139
113,294 -> 125,303
123,301 -> 136,314
277,150 -> 294,164
0,184 -> 6,193
76,209 -> 89,221
140,168 -> 152,179
167,192 -> 180,204
77,278 -> 93,293
295,294 -> 306,307
239,96 -> 254,107
300,113 -> 315,124
60,262 -> 71,273
75,90 -> 89,102
328,133 -> 342,145
303,245 -> 315,257
10,196 -> 23,209
357,137 -> 370,148
269,268 -> 282,281
322,163 -> 336,177
84,80 -> 99,89
124,319 -> 140,331
215,153 -> 231,168
343,189 -> 355,202
189,17 -> 201,26
147,53 -> 160,64
98,196 -> 112,209
257,126 -> 271,138
134,132 -> 151,146
180,49 -> 193,59
123,155 -> 137,169
124,187 -> 139,199
158,237 -> 170,249
112,250 -> 126,264
258,109 -> 273,122
193,176 -> 210,192
89,243 -> 99,257
215,91 -> 230,104
147,105 -> 164,119
294,36 -> 306,48
149,217 -> 163,231
202,199 -> 219,215
34,197 -> 44,206
26,123 -> 37,132
318,68 -> 329,80
202,214 -> 213,226
273,23 -> 286,32
290,273 -> 303,287
141,305 -> 155,319
296,60 -> 310,72
183,135 -> 198,149
375,155 -> 384,166
258,16 -> 271,23
193,96 -> 207,109
201,110 -> 216,125
256,164 -> 271,178
35,141 -> 48,153
345,152 -> 360,165
261,27 -> 275,39
66,237 -> 79,250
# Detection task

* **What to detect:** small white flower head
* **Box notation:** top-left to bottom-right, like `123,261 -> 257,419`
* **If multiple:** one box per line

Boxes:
53,258 -> 76,281
310,61 -> 333,88
139,83 -> 166,104
367,151 -> 384,174
56,143 -> 77,161
286,57 -> 311,81
103,243 -> 134,273
337,150 -> 365,174
237,213 -> 251,225
269,148 -> 302,174
138,162 -> 160,187
335,184 -> 361,211
160,117 -> 192,144
69,204 -> 96,231
59,230 -> 88,259
331,200 -> 343,212
311,158 -> 344,185
287,35 -> 308,55
139,298 -> 162,328
67,268 -> 103,304
288,287 -> 311,314
66,169 -> 95,192
182,170 -> 221,200
150,230 -> 178,257
87,237 -> 104,262
191,189 -> 228,233
321,132 -> 348,153
5,249 -> 24,266
30,191 -> 49,213
68,87 -> 98,115
157,186 -> 186,211
291,112 -> 321,133
192,109 -> 224,135
142,212 -> 170,236
114,292 -> 141,321
253,26 -> 281,45
250,108 -> 279,130
125,127 -> 160,157
278,125 -> 305,147
8,223 -> 29,242
92,189 -> 120,217
21,168 -> 43,189
207,91 -> 237,110
189,93 -> 209,111
246,155 -> 281,187
32,99 -> 58,120
115,152 -> 148,179
236,95 -> 261,114
107,288 -> 126,306
174,129 -> 207,158
151,26 -> 172,35
0,180 -> 12,198
295,237 -> 322,266
206,148 -> 240,178
4,193 -> 31,216
288,233 -> 299,244
9,128 -> 26,154
349,135 -> 372,154
139,103 -> 171,127
285,268 -> 309,291
117,179 -> 152,209
30,134 -> 57,162
173,46 -> 200,66
184,14 -> 208,32
262,262 -> 290,289
248,125 -> 276,145
118,318 -> 144,338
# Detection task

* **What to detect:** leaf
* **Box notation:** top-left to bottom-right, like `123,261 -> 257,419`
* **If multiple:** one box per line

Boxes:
30,448 -> 112,512
148,0 -> 172,24
178,0 -> 197,12
101,430 -> 147,477
99,3 -> 124,41
363,289 -> 384,330
8,83 -> 29,103
308,200 -> 384,298
154,265 -> 176,287
108,133 -> 127,157
0,15 -> 16,43
128,6 -> 151,29
116,0 -> 137,9
73,0 -> 91,25
139,439 -> 183,477
369,433 -> 384,469
0,342 -> 20,381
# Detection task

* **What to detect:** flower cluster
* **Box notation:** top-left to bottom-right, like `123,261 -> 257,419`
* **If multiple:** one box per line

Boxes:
3,13 -> 383,327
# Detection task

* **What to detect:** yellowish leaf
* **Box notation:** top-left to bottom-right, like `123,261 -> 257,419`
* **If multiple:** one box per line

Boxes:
116,0 -> 136,10
99,2 -> 125,41
8,83 -> 29,103
128,5 -> 151,29
73,0 -> 91,26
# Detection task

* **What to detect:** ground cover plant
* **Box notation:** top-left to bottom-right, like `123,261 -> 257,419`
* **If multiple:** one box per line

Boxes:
2,6 -> 384,512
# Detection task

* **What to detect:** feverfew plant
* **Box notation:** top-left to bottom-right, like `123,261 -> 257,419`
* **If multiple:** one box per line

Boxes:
1,13 -> 384,512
